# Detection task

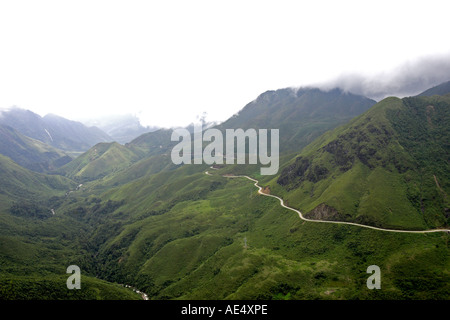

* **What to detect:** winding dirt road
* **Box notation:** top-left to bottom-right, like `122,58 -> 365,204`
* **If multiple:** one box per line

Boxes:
209,171 -> 450,234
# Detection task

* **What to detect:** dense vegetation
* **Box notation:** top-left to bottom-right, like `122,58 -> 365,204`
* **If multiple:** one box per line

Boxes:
0,85 -> 448,300
0,124 -> 71,172
271,95 -> 450,230
0,276 -> 141,300
217,87 -> 376,154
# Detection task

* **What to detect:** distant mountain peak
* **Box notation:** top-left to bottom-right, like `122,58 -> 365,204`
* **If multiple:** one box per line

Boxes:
216,86 -> 376,154
417,80 -> 450,97
43,113 -> 64,119
0,108 -> 112,152
254,87 -> 297,103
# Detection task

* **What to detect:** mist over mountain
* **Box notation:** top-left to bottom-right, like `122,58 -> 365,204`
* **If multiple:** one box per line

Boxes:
417,80 -> 450,97
315,55 -> 450,101
0,107 -> 112,152
80,114 -> 159,144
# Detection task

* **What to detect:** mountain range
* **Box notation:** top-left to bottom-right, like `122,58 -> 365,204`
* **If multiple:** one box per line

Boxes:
79,114 -> 160,145
0,124 -> 72,172
0,82 -> 448,300
0,107 -> 112,153
218,87 -> 376,154
271,94 -> 449,230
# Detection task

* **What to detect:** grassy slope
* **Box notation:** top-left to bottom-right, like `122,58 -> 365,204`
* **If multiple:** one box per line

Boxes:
0,124 -> 71,172
57,128 -> 177,186
217,87 -> 376,154
0,152 -> 146,300
1,89 -> 449,300
417,81 -> 450,97
1,161 -> 448,299
72,169 -> 449,300
0,276 -> 142,300
126,128 -> 175,158
45,143 -> 446,300
0,202 -> 144,300
0,154 -> 76,209
59,142 -> 141,181
33,94 -> 447,300
267,96 -> 449,230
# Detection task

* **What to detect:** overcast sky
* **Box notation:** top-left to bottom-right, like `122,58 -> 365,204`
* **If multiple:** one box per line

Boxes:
0,0 -> 449,128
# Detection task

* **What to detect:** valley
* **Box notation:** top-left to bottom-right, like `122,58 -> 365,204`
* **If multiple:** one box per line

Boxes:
0,84 -> 449,300
215,171 -> 450,234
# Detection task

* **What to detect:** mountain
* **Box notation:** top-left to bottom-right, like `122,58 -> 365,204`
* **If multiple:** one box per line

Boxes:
42,113 -> 113,151
0,154 -> 76,209
58,88 -> 450,300
0,107 -> 112,152
417,80 -> 450,97
56,128 -> 177,183
126,128 -> 176,157
0,276 -> 142,300
29,84 -> 444,300
0,83 -> 449,301
0,124 -> 72,172
80,114 -> 159,144
58,87 -> 375,185
218,87 -> 376,154
271,93 -> 449,230
59,142 -> 141,182
0,152 -> 144,301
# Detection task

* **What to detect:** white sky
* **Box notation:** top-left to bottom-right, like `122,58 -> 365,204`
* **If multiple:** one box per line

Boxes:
0,0 -> 449,128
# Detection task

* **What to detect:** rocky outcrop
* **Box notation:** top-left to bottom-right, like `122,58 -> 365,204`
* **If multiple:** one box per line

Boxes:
304,203 -> 350,221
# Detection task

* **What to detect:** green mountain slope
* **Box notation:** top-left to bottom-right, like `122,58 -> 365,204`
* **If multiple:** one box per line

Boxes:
417,80 -> 450,97
39,85 -> 448,300
0,276 -> 142,300
58,163 -> 449,300
0,84 -> 449,301
270,94 -> 449,230
58,88 -> 375,188
0,154 -> 76,209
0,124 -> 72,172
49,85 -> 449,298
126,128 -> 176,158
218,87 -> 376,154
94,154 -> 177,190
52,127 -> 177,188
0,151 -> 145,300
59,142 -> 141,182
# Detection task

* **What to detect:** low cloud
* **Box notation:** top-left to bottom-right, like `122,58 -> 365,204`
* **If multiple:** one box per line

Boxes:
316,54 -> 450,101
0,105 -> 19,118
